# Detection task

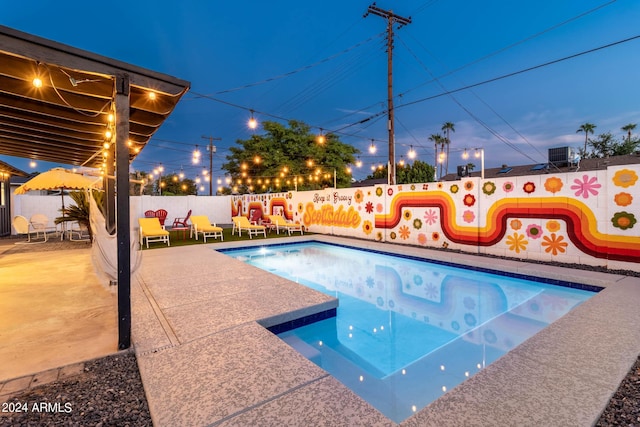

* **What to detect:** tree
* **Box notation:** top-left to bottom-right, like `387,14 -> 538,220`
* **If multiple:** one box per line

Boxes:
576,123 -> 596,154
621,123 -> 637,144
160,174 -> 197,195
586,132 -> 639,158
441,122 -> 455,176
428,133 -> 444,179
367,160 -> 435,184
466,163 -> 476,172
222,120 -> 359,193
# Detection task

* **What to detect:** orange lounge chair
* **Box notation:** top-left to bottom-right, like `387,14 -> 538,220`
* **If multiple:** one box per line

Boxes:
190,215 -> 224,242
232,216 -> 266,239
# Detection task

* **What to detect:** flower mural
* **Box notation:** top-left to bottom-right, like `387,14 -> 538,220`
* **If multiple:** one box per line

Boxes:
365,201 -> 374,214
611,212 -> 637,230
403,210 -> 412,221
417,233 -> 427,245
523,182 -> 536,194
464,181 -> 474,191
431,232 -> 440,241
462,210 -> 475,223
546,220 -> 561,233
510,219 -> 522,230
482,181 -> 497,196
424,209 -> 438,226
503,181 -> 514,193
375,187 -> 383,197
525,223 -> 543,239
450,184 -> 459,194
463,194 -> 476,207
614,192 -> 633,207
413,218 -> 423,230
612,169 -> 638,188
354,189 -> 364,204
544,177 -> 563,194
542,233 -> 568,256
390,231 -> 397,240
362,220 -> 373,235
506,232 -> 528,253
570,175 -> 601,199
399,225 -> 410,240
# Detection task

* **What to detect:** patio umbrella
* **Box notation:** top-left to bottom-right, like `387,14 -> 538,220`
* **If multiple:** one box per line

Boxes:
14,167 -> 102,214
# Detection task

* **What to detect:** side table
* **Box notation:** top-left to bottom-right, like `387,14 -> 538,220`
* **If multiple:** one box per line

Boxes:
172,226 -> 190,240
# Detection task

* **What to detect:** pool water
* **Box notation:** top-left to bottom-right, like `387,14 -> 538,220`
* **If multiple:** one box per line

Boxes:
221,242 -> 597,423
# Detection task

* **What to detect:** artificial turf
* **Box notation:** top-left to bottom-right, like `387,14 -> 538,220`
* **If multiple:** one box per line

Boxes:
142,227 -> 305,249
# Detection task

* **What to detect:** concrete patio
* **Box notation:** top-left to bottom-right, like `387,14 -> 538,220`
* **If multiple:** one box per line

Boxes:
1,234 -> 639,425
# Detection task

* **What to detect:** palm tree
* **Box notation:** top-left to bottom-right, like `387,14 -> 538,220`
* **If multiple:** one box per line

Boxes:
441,122 -> 455,176
622,123 -> 637,144
576,122 -> 596,153
428,133 -> 444,179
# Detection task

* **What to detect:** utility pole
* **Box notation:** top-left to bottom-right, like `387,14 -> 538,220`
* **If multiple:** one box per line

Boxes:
364,3 -> 411,186
201,135 -> 221,196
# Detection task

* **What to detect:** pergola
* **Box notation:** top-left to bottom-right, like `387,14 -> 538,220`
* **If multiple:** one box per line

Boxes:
0,25 -> 190,349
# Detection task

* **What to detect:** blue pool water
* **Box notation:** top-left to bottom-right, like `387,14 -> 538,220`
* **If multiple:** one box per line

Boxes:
220,242 -> 597,423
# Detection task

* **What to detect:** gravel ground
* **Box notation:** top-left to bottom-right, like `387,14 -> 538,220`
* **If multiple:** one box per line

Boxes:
0,351 -> 151,427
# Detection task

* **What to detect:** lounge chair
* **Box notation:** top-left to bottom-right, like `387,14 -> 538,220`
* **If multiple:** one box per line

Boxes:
172,209 -> 192,228
138,217 -> 170,248
268,215 -> 303,236
232,216 -> 266,239
190,215 -> 224,242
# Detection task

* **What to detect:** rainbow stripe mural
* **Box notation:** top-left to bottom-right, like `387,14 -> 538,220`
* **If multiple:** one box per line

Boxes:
375,191 -> 640,262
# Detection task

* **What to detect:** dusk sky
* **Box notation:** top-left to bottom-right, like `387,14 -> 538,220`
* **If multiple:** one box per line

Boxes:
2,0 -> 639,182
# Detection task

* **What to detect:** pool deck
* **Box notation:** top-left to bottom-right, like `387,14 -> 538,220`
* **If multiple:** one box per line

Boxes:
133,234 -> 640,426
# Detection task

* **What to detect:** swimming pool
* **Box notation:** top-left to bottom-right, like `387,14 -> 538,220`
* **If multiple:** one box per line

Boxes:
221,241 -> 598,423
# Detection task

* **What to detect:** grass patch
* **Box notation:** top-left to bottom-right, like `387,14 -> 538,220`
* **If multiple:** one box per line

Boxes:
142,227 -> 305,250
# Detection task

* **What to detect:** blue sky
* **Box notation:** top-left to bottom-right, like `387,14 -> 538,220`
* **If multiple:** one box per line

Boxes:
2,0 -> 639,183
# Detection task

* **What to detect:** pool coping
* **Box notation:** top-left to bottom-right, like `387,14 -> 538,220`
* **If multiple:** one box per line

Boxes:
132,234 -> 640,426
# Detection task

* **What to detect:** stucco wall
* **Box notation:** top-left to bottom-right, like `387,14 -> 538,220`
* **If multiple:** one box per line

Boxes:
232,165 -> 640,273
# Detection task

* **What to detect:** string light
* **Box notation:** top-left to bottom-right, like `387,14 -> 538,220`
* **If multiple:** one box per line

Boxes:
317,129 -> 325,144
32,76 -> 43,88
248,110 -> 258,130
192,145 -> 201,164
369,140 -> 377,154
408,145 -> 416,159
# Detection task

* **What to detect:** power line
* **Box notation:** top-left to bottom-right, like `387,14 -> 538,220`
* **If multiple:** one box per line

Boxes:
396,33 -> 640,111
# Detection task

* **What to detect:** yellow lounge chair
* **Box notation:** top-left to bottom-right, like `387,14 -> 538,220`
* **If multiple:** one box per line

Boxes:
268,215 -> 303,236
232,216 -> 266,239
138,217 -> 170,249
190,215 -> 224,242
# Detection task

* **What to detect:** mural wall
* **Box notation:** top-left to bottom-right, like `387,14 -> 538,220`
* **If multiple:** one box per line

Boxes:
231,164 -> 640,272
